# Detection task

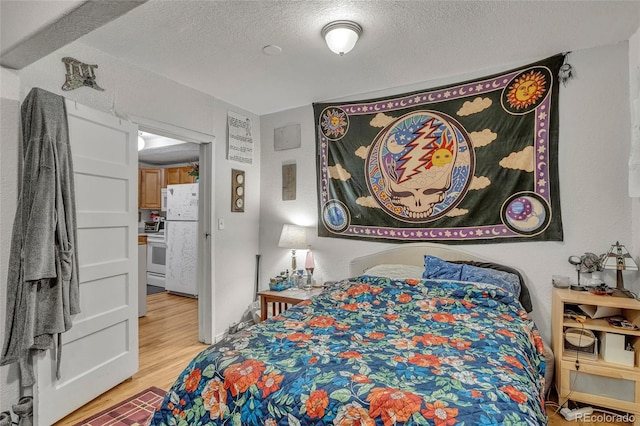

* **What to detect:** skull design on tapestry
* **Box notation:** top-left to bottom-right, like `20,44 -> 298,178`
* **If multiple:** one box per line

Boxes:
367,111 -> 471,221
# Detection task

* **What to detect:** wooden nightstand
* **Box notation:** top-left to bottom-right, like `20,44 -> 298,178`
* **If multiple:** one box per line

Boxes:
551,288 -> 640,424
258,288 -> 323,321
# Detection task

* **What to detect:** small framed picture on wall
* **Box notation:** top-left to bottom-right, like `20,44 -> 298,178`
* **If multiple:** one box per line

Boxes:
231,169 -> 245,212
282,162 -> 296,201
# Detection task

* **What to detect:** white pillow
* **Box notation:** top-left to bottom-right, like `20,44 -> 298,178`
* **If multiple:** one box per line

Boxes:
364,264 -> 425,280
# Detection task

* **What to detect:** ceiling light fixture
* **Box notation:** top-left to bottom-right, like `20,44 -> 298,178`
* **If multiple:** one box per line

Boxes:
138,134 -> 145,151
321,20 -> 362,56
262,45 -> 283,56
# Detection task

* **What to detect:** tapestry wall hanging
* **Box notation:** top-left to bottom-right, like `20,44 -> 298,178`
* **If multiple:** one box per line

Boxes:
313,54 -> 565,244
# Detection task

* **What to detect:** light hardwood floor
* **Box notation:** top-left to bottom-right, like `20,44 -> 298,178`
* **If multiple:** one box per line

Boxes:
54,291 -> 208,425
53,292 -> 631,425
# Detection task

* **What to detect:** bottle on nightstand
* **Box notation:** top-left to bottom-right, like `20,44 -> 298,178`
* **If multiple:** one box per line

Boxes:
295,270 -> 304,289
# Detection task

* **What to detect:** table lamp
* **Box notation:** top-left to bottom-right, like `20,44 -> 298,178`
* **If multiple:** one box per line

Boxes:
304,246 -> 315,290
305,247 -> 315,275
600,241 -> 638,298
278,224 -> 307,273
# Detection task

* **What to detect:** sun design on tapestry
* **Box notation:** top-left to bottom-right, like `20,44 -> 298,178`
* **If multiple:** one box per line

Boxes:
365,111 -> 473,222
320,107 -> 349,140
423,132 -> 455,170
506,70 -> 547,110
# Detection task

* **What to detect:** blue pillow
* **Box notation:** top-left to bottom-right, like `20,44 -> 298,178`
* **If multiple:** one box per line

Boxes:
422,255 -> 463,280
460,263 -> 521,298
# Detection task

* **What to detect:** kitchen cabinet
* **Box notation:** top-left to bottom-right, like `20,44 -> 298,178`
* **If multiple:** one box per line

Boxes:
165,166 -> 197,185
139,167 -> 164,209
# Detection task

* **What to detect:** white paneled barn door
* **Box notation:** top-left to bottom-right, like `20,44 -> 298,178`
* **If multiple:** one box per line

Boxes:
34,100 -> 139,425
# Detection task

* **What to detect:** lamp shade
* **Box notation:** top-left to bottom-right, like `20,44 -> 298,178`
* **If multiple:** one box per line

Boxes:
321,20 -> 362,56
601,241 -> 638,271
305,248 -> 315,270
137,135 -> 145,151
278,224 -> 307,249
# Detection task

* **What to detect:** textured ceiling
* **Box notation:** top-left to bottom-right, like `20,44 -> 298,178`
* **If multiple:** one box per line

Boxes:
0,0 -> 145,69
3,1 -> 640,116
76,0 -> 640,115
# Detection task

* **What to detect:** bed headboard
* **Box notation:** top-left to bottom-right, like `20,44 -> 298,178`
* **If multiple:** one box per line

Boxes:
348,242 -> 534,313
349,242 -> 493,276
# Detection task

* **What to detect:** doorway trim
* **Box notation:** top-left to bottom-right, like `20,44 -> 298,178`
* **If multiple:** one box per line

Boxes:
130,113 -> 215,344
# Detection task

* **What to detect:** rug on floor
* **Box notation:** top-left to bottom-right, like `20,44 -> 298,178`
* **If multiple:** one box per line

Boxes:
73,387 -> 165,426
147,285 -> 165,295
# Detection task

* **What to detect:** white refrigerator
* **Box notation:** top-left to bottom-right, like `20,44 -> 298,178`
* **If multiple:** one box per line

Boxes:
165,183 -> 199,297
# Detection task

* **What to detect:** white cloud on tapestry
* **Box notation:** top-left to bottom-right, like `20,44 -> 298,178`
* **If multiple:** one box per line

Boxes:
357,196 -> 380,208
370,113 -> 395,128
355,146 -> 369,159
329,164 -> 352,181
446,208 -> 468,217
500,146 -> 534,172
457,97 -> 492,116
470,129 -> 497,148
469,176 -> 491,190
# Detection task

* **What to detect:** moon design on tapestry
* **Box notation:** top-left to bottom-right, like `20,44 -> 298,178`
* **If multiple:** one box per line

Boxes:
500,192 -> 551,235
385,134 -> 405,154
501,66 -> 552,115
366,110 -> 474,222
322,200 -> 351,233
319,107 -> 349,140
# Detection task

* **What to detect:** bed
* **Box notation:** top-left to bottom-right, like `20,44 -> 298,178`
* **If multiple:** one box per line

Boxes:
149,243 -> 547,425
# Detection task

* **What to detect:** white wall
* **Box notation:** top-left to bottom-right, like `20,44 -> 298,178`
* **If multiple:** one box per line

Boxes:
212,97 -> 261,341
0,66 -> 21,413
259,43 -> 635,344
17,43 -> 213,134
630,27 -> 640,273
0,42 -> 261,410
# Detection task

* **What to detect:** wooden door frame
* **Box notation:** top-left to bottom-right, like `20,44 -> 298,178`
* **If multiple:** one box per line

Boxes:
131,114 -> 215,344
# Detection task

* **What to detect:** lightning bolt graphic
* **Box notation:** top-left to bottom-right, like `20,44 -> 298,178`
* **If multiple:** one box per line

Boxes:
396,118 -> 439,184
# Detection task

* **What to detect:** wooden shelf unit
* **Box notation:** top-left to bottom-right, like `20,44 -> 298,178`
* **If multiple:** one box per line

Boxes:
552,288 -> 640,425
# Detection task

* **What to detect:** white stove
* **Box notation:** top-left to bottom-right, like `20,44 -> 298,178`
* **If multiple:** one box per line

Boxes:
147,230 -> 166,288
146,230 -> 165,243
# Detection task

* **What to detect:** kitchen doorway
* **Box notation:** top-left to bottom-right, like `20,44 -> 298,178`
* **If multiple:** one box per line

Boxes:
134,115 -> 214,345
138,133 -> 199,296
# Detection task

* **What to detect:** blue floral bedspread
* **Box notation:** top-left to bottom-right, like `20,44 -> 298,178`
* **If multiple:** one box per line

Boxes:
149,276 -> 547,425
